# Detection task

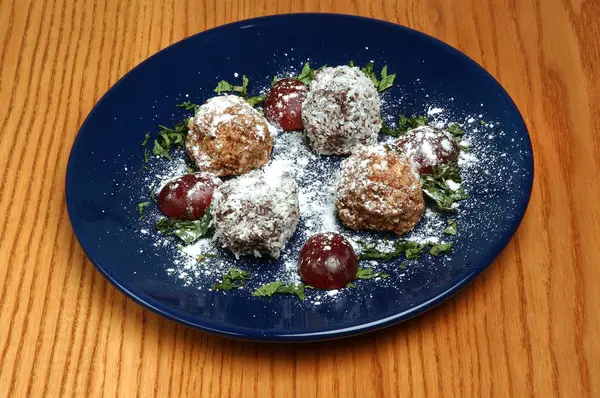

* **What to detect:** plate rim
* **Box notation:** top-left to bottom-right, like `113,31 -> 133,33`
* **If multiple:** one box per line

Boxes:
65,12 -> 535,342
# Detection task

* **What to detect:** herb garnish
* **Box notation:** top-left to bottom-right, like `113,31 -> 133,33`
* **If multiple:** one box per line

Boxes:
252,281 -> 306,300
196,253 -> 216,262
141,132 -> 150,147
246,94 -> 266,107
176,101 -> 200,113
356,267 -> 389,279
152,121 -> 188,160
361,62 -> 396,92
429,242 -> 453,256
380,114 -> 429,137
214,75 -> 249,97
357,239 -> 454,261
357,239 -> 428,261
421,161 -> 468,211
154,208 -> 213,244
137,202 -> 150,220
446,122 -> 465,138
443,219 -> 458,235
212,267 -> 251,290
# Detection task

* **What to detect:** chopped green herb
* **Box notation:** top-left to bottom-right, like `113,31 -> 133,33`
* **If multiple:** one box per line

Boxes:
186,166 -> 195,174
214,80 -> 235,93
357,239 -> 427,261
271,75 -> 281,86
213,75 -> 249,97
479,120 -> 486,125
404,241 -> 427,260
155,217 -> 173,234
154,209 -> 213,244
356,267 -> 389,279
346,282 -> 357,288
348,60 -> 355,67
212,267 -> 251,290
176,101 -> 200,113
152,139 -> 171,160
399,263 -> 407,269
297,62 -> 314,85
141,132 -> 150,147
443,219 -> 458,235
378,65 -> 396,92
247,94 -> 266,107
421,161 -> 468,211
137,202 -> 150,220
430,242 -> 453,256
196,253 -> 216,262
446,122 -> 465,138
380,114 -> 429,137
252,281 -> 306,300
361,62 -> 379,87
143,147 -> 149,163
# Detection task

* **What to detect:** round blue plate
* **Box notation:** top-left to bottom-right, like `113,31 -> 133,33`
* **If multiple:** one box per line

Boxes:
66,14 -> 533,341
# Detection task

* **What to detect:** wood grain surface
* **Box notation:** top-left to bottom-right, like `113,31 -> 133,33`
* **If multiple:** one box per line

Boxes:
1,0 -> 599,396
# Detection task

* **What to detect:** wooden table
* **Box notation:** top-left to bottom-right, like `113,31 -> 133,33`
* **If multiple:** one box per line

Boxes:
1,0 -> 599,396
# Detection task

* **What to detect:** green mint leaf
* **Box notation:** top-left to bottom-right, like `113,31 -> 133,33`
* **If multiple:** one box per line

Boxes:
346,282 -> 357,288
141,132 -> 150,147
429,242 -> 453,256
421,161 -> 467,211
297,62 -> 314,85
378,73 -> 396,92
252,282 -> 306,300
399,263 -> 407,269
137,202 -> 150,220
247,94 -> 266,107
380,123 -> 401,137
155,217 -> 174,234
252,281 -> 283,297
404,241 -> 426,260
276,283 -> 306,300
446,122 -> 465,138
170,209 -> 213,244
356,267 -> 387,279
196,253 -> 216,262
213,267 -> 251,290
271,75 -> 281,86
235,75 -> 249,97
380,65 -> 388,78
443,219 -> 458,235
348,60 -> 355,67
176,101 -> 200,113
152,139 -> 171,160
214,80 -> 235,93
361,62 -> 379,86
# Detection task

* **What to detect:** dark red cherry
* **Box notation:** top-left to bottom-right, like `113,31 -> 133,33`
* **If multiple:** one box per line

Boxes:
157,173 -> 220,220
264,78 -> 308,131
299,233 -> 358,290
395,127 -> 460,174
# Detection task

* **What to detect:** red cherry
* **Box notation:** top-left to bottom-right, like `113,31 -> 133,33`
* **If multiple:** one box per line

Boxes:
299,233 -> 358,290
157,173 -> 220,220
264,78 -> 308,131
395,127 -> 460,174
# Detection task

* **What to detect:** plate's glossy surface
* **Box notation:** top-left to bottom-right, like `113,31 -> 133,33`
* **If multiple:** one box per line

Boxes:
66,13 -> 533,341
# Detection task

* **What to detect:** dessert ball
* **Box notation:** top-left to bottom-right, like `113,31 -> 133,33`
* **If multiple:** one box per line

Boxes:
335,145 -> 425,236
264,78 -> 308,131
211,170 -> 300,259
394,126 -> 460,174
186,95 -> 274,177
301,66 -> 382,155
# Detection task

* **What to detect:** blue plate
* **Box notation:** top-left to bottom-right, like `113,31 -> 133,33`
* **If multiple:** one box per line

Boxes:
66,14 -> 533,341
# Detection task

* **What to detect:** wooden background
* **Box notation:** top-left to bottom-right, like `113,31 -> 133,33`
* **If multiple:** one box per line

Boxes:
1,0 -> 599,396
